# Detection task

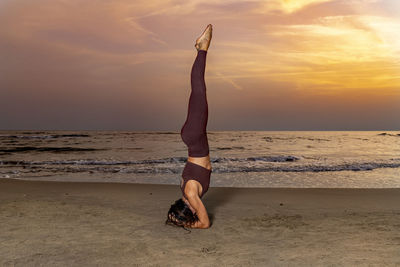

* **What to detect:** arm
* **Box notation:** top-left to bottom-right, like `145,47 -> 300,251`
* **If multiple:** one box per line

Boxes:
182,180 -> 210,229
185,191 -> 210,229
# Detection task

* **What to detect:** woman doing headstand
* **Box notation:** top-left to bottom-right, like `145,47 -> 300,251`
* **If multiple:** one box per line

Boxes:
165,24 -> 213,229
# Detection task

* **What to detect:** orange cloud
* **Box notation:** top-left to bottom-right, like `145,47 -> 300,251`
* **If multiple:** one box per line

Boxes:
255,0 -> 334,14
206,11 -> 400,95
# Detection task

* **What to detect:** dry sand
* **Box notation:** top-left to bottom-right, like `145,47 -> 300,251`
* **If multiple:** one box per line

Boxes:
1,179 -> 400,266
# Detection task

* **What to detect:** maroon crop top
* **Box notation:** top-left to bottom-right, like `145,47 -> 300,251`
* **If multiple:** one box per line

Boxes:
181,161 -> 211,199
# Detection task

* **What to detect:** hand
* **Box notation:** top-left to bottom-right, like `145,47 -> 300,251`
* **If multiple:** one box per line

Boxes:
186,220 -> 209,229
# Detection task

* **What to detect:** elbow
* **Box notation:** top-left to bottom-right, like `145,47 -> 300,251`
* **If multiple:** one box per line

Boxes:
200,220 -> 210,229
191,219 -> 210,229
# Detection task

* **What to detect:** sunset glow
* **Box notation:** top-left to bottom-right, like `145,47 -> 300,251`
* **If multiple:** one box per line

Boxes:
0,0 -> 399,130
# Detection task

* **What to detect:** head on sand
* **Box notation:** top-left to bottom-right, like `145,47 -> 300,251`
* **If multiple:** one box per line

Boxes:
165,198 -> 199,229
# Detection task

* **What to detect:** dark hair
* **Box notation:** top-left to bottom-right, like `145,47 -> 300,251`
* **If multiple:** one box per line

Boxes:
165,198 -> 199,232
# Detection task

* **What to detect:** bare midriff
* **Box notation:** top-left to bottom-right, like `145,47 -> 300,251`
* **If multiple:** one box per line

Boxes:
188,155 -> 212,170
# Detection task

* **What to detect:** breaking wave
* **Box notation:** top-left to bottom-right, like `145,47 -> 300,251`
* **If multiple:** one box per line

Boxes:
0,147 -> 100,153
0,134 -> 90,140
1,156 -> 399,174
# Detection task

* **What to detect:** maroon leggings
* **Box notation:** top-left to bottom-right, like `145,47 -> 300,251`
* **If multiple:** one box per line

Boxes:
180,50 -> 209,157
180,50 -> 211,198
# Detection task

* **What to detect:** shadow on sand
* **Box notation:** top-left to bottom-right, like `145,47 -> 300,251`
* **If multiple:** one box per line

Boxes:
204,187 -> 239,225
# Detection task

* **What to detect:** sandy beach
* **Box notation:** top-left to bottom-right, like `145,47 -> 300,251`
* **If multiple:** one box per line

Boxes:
1,179 -> 400,266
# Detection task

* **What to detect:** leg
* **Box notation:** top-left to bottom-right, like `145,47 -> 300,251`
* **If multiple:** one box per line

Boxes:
180,50 -> 210,157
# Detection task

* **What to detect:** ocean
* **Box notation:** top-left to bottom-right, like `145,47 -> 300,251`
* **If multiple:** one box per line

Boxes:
0,131 -> 399,188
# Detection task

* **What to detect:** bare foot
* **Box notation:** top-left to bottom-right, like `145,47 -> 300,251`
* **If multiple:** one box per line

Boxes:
195,24 -> 213,51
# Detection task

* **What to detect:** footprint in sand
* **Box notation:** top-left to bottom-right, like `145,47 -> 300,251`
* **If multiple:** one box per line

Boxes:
201,244 -> 217,254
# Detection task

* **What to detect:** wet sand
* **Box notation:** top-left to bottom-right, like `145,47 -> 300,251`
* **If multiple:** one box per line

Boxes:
1,179 -> 400,266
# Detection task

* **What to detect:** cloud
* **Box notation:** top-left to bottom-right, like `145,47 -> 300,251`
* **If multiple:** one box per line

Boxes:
263,14 -> 400,91
213,71 -> 243,90
0,0 -> 399,130
0,0 -> 169,53
203,11 -> 400,95
254,0 -> 334,14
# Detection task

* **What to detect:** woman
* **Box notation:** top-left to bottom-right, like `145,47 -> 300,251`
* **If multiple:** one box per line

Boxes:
165,24 -> 213,230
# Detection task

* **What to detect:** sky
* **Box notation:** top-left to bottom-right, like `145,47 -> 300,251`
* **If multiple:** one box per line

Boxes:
0,0 -> 399,131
